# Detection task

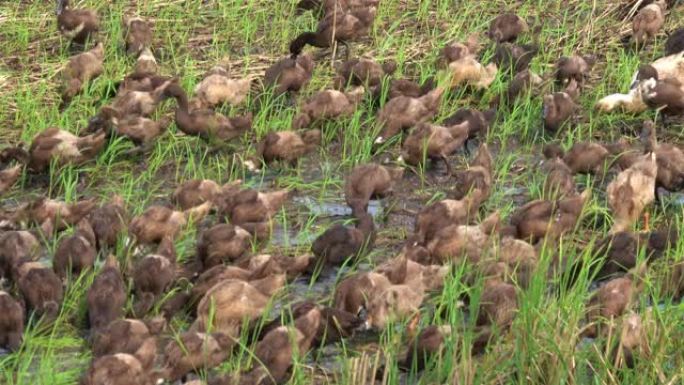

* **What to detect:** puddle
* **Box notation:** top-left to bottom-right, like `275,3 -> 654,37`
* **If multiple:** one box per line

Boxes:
294,196 -> 384,218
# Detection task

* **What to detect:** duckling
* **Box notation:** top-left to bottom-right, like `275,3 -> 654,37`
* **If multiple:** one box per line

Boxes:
0,164 -> 22,196
296,0 -> 379,15
197,224 -> 252,268
665,27 -> 684,55
164,83 -> 252,141
556,55 -> 594,85
28,197 -> 96,235
375,87 -> 444,144
175,179 -> 242,211
289,7 -> 376,59
442,107 -> 497,141
133,237 -> 177,316
0,291 -> 24,351
242,254 -> 312,281
541,149 -> 576,199
129,201 -> 213,244
448,57 -> 498,89
311,208 -> 375,267
509,189 -> 591,243
53,219 -> 97,279
88,195 -> 127,249
27,127 -> 106,171
107,114 -> 171,146
440,34 -> 480,65
387,77 -> 436,99
607,153 -> 657,233
488,13 -> 528,43
639,77 -> 684,115
193,279 -> 270,337
344,163 -> 404,212
560,141 -> 611,175
633,0 -> 667,45
244,129 -> 321,171
92,319 -> 151,357
189,265 -> 253,305
365,284 -> 424,330
216,188 -> 290,239
492,43 -> 537,74
451,143 -> 494,200
585,268 -> 643,338
377,256 -> 449,291
263,54 -> 314,96
13,260 -> 63,321
0,230 -> 40,279
414,190 -> 486,245
87,255 -> 126,330
291,88 -> 365,129
81,337 -> 157,385
642,120 -> 684,191
492,70 -> 542,107
333,271 -> 392,316
159,332 -> 235,382
399,121 -> 470,174
56,0 -> 99,44
542,79 -> 579,134
194,66 -> 251,108
487,237 -> 538,288
99,79 -> 175,120
334,58 -> 396,88
614,312 -> 650,368
477,279 -> 517,329
123,17 -> 152,56
427,211 -> 501,264
61,42 -> 105,103
401,325 -> 451,372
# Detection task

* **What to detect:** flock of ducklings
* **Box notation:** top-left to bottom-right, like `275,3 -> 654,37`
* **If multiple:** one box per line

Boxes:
1,0 -> 684,384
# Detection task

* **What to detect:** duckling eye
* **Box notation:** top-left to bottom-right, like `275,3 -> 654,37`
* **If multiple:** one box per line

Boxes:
357,307 -> 367,320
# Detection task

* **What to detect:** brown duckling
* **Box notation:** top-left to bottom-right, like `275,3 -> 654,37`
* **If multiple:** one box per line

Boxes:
492,43 -> 537,74
263,54 -> 314,96
0,230 -> 40,279
333,271 -> 392,316
81,337 -> 156,385
123,17 -> 152,56
545,142 -> 611,175
665,27 -> 684,55
159,332 -> 235,382
401,325 -> 451,372
477,279 -> 518,330
61,42 -> 105,103
132,237 -> 177,316
173,179 -> 241,211
217,188 -> 290,239
196,223 -> 252,268
53,219 -> 97,279
614,312 -> 651,368
427,211 -> 501,264
492,70 -> 542,107
244,129 -> 321,171
365,284 -> 424,330
0,164 -> 22,196
87,195 -> 127,249
509,189 -> 591,243
487,13 -> 528,43
399,121 -> 470,174
129,201 -> 212,244
194,66 -> 251,108
585,268 -> 644,338
27,127 -> 106,172
98,81 -> 174,121
92,319 -> 151,357
375,255 -> 449,291
486,237 -> 538,289
311,208 -> 375,267
14,260 -> 63,321
189,265 -> 253,305
108,114 -> 171,146
164,83 -> 252,141
87,255 -> 126,330
640,77 -> 684,115
633,0 -> 667,45
542,151 -> 576,199
451,143 -> 494,200
291,88 -> 364,129
607,153 -> 657,233
440,34 -> 480,65
344,163 -> 404,212
289,7 -> 376,59
56,0 -> 99,44
642,120 -> 684,191
542,79 -> 579,134
556,55 -> 594,85
448,57 -> 498,89
387,77 -> 435,99
414,190 -> 486,245
0,291 -> 24,351
193,279 -> 270,337
442,107 -> 497,141
28,197 -> 96,235
334,58 -> 396,88
375,87 -> 444,144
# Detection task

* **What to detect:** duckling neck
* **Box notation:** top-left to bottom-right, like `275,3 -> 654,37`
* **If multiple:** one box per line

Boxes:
290,32 -> 321,57
355,212 -> 375,237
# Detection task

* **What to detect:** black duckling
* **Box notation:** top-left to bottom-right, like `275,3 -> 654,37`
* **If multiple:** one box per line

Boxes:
311,208 -> 375,267
542,79 -> 579,134
216,188 -> 290,240
399,122 -> 470,175
0,230 -> 40,279
642,120 -> 684,191
487,13 -> 528,43
244,129 -> 321,171
87,255 -> 126,330
28,197 -> 96,235
53,219 -> 97,279
132,237 -> 177,316
61,42 -> 105,103
375,87 -> 444,143
164,83 -> 253,141
665,27 -> 684,55
92,318 -> 151,357
129,201 -> 212,244
633,0 -> 666,45
344,163 -> 404,212
159,332 -> 235,382
123,17 -> 152,56
556,55 -> 594,85
81,337 -> 157,385
197,223 -> 252,268
56,0 -> 99,44
193,66 -> 251,109
334,58 -> 396,88
14,260 -> 63,321
289,7 -> 376,59
27,127 -> 107,172
493,42 -> 537,74
0,164 -> 22,196
263,54 -> 314,96
291,88 -> 365,129
0,291 -> 24,351
87,195 -> 127,250
414,190 -> 486,245
451,143 -> 494,200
